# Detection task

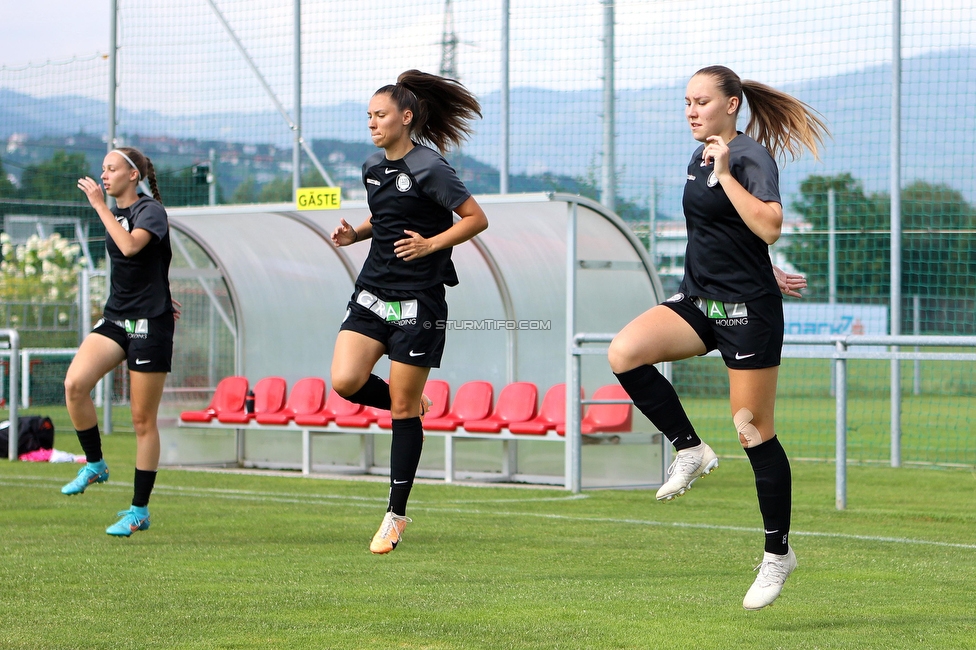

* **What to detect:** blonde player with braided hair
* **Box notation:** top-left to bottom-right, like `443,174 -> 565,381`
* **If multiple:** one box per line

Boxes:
609,65 -> 827,609
63,146 -> 179,537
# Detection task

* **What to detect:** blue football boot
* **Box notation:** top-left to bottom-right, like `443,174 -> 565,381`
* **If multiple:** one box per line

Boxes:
61,462 -> 109,495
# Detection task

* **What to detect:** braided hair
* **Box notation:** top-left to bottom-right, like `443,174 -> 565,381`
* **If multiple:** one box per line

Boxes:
115,146 -> 163,203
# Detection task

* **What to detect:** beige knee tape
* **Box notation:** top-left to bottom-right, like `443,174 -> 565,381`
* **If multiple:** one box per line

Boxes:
734,408 -> 762,448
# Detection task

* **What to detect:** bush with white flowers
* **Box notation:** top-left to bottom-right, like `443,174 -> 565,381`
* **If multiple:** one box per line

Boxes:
0,232 -> 86,302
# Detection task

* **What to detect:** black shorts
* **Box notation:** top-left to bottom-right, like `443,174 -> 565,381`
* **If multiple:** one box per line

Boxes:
661,292 -> 783,369
92,313 -> 175,373
339,283 -> 448,368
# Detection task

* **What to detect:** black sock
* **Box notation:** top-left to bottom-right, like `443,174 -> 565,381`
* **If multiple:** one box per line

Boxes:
132,469 -> 157,508
388,417 -> 424,516
745,436 -> 791,555
347,374 -> 392,410
76,425 -> 102,463
614,365 -> 702,451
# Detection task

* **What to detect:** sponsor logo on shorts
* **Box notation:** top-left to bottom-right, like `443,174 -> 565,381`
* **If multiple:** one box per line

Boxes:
356,289 -> 418,323
665,293 -> 685,303
135,358 -> 152,365
735,352 -> 756,360
124,319 -> 149,339
408,350 -> 425,357
395,173 -> 412,192
696,299 -> 749,326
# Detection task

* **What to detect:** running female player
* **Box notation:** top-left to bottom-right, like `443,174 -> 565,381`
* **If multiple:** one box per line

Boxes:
608,65 -> 827,609
62,147 -> 178,537
330,70 -> 488,554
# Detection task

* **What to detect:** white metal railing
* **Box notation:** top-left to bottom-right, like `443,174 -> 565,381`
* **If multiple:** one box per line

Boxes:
781,334 -> 976,509
568,333 -> 664,494
571,332 -> 976,509
19,348 -> 79,409
0,348 -> 91,410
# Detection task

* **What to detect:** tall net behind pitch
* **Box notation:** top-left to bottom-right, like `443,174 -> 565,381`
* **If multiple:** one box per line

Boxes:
1,0 -> 975,467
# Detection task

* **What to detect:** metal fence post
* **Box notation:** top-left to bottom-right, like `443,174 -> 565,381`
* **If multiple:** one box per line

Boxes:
834,339 -> 847,510
20,349 -> 30,409
2,330 -> 20,461
913,295 -> 921,395
890,0 -> 903,469
565,201 -> 581,493
600,0 -> 615,213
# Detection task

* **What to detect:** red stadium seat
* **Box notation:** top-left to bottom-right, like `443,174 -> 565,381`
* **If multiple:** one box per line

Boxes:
334,405 -> 390,428
294,389 -> 362,427
580,384 -> 633,434
464,381 -> 538,433
509,383 -> 570,435
423,381 -> 493,431
377,379 -> 450,429
219,376 -> 287,424
180,376 -> 248,423
255,377 -> 326,425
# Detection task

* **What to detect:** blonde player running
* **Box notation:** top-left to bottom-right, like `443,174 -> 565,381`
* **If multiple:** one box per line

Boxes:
609,66 -> 826,609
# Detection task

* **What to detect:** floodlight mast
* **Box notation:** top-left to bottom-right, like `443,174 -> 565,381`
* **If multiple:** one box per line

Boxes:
440,0 -> 459,79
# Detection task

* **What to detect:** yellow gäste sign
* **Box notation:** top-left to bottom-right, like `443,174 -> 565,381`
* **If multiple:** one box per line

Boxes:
296,187 -> 341,210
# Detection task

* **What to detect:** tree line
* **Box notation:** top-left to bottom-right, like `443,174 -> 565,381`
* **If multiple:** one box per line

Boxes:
4,151 -> 975,332
783,172 -> 976,334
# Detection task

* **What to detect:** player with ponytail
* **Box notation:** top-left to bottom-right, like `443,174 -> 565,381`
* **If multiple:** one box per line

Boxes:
63,146 -> 179,538
331,70 -> 488,554
609,65 -> 828,609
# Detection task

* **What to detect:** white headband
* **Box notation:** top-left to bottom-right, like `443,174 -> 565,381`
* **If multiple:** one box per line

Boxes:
111,149 -> 142,181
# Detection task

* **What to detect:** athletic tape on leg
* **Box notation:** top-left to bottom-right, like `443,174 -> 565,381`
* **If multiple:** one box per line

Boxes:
734,407 -> 762,448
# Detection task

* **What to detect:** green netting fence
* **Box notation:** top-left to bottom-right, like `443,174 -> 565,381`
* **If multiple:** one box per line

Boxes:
1,0 -> 974,466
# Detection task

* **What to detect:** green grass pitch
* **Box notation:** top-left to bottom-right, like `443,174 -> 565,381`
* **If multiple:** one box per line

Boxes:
2,425 -> 975,649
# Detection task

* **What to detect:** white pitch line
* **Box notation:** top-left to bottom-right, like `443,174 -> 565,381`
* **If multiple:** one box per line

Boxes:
4,477 -> 975,550
3,476 -> 589,504
412,508 -> 976,550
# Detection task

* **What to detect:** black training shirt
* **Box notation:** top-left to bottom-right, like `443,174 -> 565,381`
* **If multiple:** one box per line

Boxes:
680,133 -> 781,302
102,194 -> 173,319
358,144 -> 471,290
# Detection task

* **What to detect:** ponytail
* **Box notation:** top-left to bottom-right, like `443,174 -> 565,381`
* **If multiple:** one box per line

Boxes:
375,70 -> 482,153
145,157 -> 162,203
696,65 -> 829,161
114,146 -> 164,204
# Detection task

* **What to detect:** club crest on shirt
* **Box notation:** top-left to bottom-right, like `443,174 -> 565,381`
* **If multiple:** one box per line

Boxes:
396,173 -> 412,192
707,171 -> 719,187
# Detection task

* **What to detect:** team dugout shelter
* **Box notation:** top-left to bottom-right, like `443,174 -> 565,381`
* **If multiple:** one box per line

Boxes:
161,193 -> 666,489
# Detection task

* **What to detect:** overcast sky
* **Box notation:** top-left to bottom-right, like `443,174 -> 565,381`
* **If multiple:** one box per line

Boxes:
1,0 -> 972,111
0,1 -> 111,66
